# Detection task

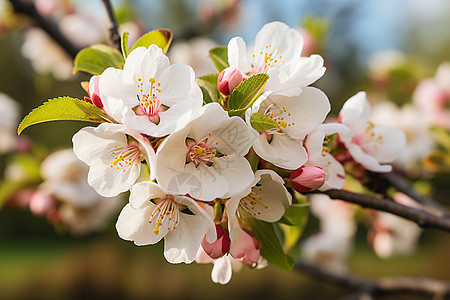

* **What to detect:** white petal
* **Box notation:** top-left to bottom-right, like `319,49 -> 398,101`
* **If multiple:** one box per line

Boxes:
88,157 -> 140,197
253,133 -> 307,170
318,154 -> 346,191
211,255 -> 233,285
188,103 -> 229,142
347,144 -> 392,172
122,45 -> 170,86
207,117 -> 257,156
228,37 -> 252,73
129,181 -> 166,209
339,92 -> 371,130
72,125 -> 127,165
269,87 -> 330,140
249,170 -> 291,222
254,21 -> 303,66
175,196 -> 217,243
116,203 -> 163,246
164,212 -> 213,264
213,155 -> 254,198
158,64 -> 202,108
361,124 -> 406,164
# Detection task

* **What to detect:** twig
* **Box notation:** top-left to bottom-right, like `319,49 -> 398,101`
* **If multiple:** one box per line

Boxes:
320,189 -> 450,233
8,0 -> 81,58
295,261 -> 450,299
101,0 -> 121,53
382,172 -> 450,217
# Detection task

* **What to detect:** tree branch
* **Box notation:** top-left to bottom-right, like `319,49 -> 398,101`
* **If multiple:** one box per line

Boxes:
8,0 -> 81,59
381,172 -> 450,218
101,0 -> 121,53
295,261 -> 450,299
319,189 -> 450,233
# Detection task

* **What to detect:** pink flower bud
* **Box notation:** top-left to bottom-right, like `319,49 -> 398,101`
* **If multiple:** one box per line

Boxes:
201,224 -> 230,259
290,166 -> 326,193
217,67 -> 245,95
29,190 -> 55,216
230,228 -> 260,267
87,75 -> 103,108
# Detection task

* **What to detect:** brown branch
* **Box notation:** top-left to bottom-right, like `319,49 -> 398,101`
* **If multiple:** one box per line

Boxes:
320,189 -> 450,233
295,261 -> 450,299
8,0 -> 81,59
101,0 -> 121,53
382,172 -> 450,217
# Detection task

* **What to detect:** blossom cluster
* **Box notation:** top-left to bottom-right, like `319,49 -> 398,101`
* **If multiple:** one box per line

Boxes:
20,21 -> 407,284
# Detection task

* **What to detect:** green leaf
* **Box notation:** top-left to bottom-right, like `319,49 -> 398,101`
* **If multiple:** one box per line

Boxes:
73,44 -> 124,75
279,197 -> 309,252
209,46 -> 229,72
250,112 -> 278,132
18,97 -> 110,135
131,29 -> 173,53
228,73 -> 269,114
278,203 -> 309,226
246,216 -> 295,271
121,31 -> 130,58
196,73 -> 220,104
246,148 -> 260,172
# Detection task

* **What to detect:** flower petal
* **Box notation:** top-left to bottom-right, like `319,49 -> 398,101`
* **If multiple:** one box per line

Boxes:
129,181 -> 166,209
253,133 -> 307,170
164,212 -> 214,264
211,255 -> 233,284
115,203 -> 163,246
339,92 -> 371,130
228,37 -> 252,74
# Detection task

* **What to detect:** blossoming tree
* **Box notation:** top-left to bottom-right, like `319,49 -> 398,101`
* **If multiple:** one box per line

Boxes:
6,0 -> 450,297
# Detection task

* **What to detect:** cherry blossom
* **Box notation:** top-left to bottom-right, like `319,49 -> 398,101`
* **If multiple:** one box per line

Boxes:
304,123 -> 353,190
227,21 -> 325,96
72,123 -> 155,197
116,181 -> 216,263
99,45 -> 203,137
155,103 -> 256,201
246,87 -> 330,169
338,92 -> 406,173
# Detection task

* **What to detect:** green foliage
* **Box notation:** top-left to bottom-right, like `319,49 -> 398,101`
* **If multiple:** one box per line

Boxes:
18,97 -> 110,135
246,148 -> 260,172
131,29 -> 173,54
0,154 -> 42,208
121,32 -> 130,58
279,194 -> 309,252
73,44 -> 124,75
209,47 -> 229,72
196,73 -> 220,104
228,73 -> 269,116
246,216 -> 295,271
250,112 -> 278,132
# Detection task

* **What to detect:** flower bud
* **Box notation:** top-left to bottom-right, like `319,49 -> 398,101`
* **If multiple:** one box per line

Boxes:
201,224 -> 230,259
217,67 -> 245,95
29,190 -> 55,216
86,75 -> 103,108
230,228 -> 260,267
290,166 -> 326,193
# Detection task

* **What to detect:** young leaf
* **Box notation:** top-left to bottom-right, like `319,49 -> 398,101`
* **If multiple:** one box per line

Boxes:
250,112 -> 278,132
228,73 -> 269,112
278,202 -> 309,226
131,29 -> 173,53
73,44 -> 124,75
121,31 -> 130,58
246,216 -> 295,271
18,97 -> 109,135
209,46 -> 229,72
196,73 -> 220,104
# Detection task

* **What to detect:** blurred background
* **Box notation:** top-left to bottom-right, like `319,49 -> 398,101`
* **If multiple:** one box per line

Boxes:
1,0 -> 450,299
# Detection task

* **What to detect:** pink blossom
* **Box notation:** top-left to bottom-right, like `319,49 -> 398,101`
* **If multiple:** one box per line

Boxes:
290,166 -> 326,192
217,67 -> 245,95
201,224 -> 230,259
